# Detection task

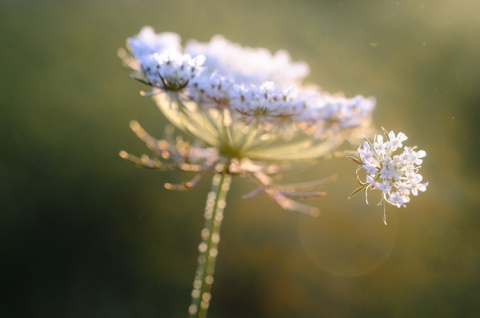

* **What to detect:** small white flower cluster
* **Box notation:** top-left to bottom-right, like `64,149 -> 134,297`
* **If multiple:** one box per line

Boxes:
297,91 -> 376,138
230,82 -> 305,124
352,129 -> 428,213
121,26 -> 375,144
139,51 -> 205,91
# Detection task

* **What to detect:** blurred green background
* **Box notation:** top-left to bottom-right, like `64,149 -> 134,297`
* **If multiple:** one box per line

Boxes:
1,0 -> 480,317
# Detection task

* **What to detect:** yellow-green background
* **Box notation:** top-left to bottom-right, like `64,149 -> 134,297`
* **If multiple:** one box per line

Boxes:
1,1 -> 479,317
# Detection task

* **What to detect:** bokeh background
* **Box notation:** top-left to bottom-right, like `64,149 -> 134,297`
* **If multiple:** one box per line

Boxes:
1,0 -> 480,317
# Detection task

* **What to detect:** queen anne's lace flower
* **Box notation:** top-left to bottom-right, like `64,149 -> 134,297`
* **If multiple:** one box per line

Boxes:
119,26 -> 376,214
349,128 -> 428,224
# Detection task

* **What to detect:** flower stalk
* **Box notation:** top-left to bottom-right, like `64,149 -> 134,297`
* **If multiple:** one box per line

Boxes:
188,171 -> 231,318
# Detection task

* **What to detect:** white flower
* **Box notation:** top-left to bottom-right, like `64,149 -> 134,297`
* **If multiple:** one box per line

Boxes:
408,174 -> 428,196
358,141 -> 374,161
385,131 -> 407,151
363,164 -> 378,176
295,91 -> 376,139
349,128 -> 428,224
379,158 -> 397,180
402,147 -> 426,165
120,27 -> 376,156
321,94 -> 376,129
230,82 -> 306,124
387,191 -> 409,208
189,73 -> 234,107
137,51 -> 205,92
377,180 -> 392,194
374,135 -> 387,155
121,27 -> 378,214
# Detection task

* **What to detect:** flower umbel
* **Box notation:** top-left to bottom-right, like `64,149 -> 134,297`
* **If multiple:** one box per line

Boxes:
348,128 -> 428,225
119,26 -> 376,213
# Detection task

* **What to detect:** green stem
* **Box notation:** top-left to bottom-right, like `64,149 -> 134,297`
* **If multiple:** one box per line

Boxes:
188,171 -> 232,318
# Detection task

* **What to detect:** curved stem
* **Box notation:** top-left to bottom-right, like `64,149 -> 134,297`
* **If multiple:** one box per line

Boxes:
188,172 -> 232,318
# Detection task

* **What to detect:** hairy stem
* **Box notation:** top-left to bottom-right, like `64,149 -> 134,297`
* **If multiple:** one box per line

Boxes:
188,172 -> 231,318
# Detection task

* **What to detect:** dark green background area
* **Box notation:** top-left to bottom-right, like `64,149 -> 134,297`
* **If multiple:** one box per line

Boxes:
1,1 -> 480,317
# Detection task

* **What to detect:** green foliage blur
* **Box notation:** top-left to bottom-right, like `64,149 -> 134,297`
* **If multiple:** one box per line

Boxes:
1,0 -> 480,317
